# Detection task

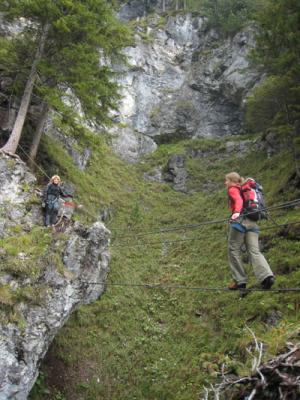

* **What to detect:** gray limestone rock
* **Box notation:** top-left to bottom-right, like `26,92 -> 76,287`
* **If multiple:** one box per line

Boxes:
118,0 -> 170,21
118,0 -> 152,21
99,206 -> 113,222
110,15 -> 261,162
263,130 -> 289,157
111,126 -> 157,163
45,125 -> 92,171
163,154 -> 188,193
190,139 -> 253,160
143,166 -> 163,183
225,139 -> 253,157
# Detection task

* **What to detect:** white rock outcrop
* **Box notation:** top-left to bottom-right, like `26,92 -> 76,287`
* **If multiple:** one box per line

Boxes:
111,14 -> 260,162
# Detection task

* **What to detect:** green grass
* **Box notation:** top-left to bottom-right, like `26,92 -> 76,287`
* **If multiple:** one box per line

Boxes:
26,134 -> 300,400
0,222 -> 69,326
0,227 -> 53,278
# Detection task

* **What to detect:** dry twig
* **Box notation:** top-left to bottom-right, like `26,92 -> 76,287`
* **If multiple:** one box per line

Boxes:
200,335 -> 300,400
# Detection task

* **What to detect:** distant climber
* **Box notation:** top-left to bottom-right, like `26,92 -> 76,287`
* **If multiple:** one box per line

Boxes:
43,175 -> 63,227
225,172 -> 274,290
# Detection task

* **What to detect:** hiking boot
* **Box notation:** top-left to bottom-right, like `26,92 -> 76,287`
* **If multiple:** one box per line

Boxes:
228,281 -> 246,290
261,276 -> 274,290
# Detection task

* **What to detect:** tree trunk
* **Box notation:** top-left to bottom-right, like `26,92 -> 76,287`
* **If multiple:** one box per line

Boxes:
175,0 -> 179,11
28,101 -> 49,168
1,24 -> 49,154
162,0 -> 166,12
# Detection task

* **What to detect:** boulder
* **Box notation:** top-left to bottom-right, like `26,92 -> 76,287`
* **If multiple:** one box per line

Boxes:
163,154 -> 188,193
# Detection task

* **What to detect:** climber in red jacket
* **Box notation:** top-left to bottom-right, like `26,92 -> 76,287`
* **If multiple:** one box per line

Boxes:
225,172 -> 274,290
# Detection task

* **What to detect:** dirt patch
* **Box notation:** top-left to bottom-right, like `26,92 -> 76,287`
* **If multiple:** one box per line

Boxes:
37,341 -> 100,400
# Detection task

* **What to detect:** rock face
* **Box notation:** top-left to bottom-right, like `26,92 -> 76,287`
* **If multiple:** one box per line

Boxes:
0,154 -> 110,400
163,154 -> 188,193
111,12 -> 260,162
118,0 -> 171,21
0,154 -> 40,236
46,126 -> 92,171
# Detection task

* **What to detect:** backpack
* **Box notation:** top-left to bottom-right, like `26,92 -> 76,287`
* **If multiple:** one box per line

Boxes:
241,178 -> 268,221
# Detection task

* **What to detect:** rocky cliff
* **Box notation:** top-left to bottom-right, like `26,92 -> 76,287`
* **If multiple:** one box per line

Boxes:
0,154 -> 110,400
111,11 -> 261,162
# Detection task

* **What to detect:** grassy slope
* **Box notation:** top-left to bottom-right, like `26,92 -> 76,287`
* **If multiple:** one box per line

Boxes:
30,135 -> 300,400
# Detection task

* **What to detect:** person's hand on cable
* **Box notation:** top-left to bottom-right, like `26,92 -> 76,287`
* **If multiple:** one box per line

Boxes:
231,212 -> 240,221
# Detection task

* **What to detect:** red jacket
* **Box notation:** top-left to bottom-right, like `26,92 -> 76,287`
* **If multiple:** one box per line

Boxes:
228,185 -> 243,213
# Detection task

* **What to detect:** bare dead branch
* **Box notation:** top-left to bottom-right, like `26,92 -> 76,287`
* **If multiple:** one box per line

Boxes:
248,388 -> 257,400
200,341 -> 300,400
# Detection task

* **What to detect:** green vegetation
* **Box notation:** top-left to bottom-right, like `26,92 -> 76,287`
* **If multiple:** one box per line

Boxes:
116,0 -> 259,35
0,224 -> 69,327
37,134 -> 140,224
200,0 -> 258,36
28,132 -> 300,399
246,76 -> 294,133
0,227 -> 52,278
0,0 -> 131,156
246,0 -> 300,138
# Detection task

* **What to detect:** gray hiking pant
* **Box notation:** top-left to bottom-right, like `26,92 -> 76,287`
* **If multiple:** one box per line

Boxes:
228,218 -> 274,285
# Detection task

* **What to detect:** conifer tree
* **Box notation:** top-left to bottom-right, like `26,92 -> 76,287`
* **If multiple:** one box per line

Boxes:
0,0 -> 130,156
254,0 -> 300,77
246,76 -> 295,133
248,0 -> 300,132
1,22 -> 49,154
201,0 -> 258,36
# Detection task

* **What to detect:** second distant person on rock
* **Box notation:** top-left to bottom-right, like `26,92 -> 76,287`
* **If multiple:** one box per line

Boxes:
43,175 -> 63,227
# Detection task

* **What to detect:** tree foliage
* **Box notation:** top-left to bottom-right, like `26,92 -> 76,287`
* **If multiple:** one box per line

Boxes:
246,0 -> 300,133
157,0 -> 261,35
200,0 -> 259,36
0,0 -> 131,154
246,76 -> 298,133
253,0 -> 300,77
